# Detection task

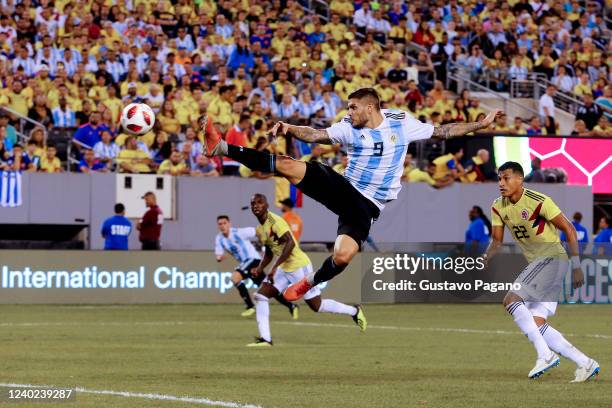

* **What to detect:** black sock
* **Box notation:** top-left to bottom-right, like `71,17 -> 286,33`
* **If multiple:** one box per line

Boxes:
227,144 -> 276,174
235,282 -> 254,309
313,256 -> 347,285
274,293 -> 294,310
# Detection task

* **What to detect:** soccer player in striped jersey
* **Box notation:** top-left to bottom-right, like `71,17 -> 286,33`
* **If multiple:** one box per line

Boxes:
201,88 -> 503,301
485,162 -> 599,381
215,215 -> 298,318
246,194 -> 366,347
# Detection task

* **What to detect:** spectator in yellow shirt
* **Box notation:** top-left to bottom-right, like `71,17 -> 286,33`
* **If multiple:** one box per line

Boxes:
157,101 -> 182,136
158,151 -> 190,175
408,161 -> 454,188
207,85 -> 234,129
510,117 -> 528,135
433,146 -> 466,181
573,73 -> 593,97
117,136 -> 153,173
40,143 -> 63,173
6,81 -> 30,117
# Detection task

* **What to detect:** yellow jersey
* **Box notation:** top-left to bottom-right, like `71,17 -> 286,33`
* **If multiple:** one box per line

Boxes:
408,168 -> 436,186
256,211 -> 310,272
432,153 -> 457,180
491,188 -> 567,263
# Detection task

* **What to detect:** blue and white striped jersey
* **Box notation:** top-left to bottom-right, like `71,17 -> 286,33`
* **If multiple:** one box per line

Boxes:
326,109 -> 434,209
214,227 -> 261,263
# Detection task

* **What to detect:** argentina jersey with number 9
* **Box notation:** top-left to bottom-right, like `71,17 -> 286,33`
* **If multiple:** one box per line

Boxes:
326,109 -> 434,208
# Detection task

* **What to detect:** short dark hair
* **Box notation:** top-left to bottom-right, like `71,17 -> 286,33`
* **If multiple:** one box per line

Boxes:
498,161 -> 524,176
114,203 -> 125,214
348,88 -> 380,109
573,212 -> 583,222
217,215 -> 230,221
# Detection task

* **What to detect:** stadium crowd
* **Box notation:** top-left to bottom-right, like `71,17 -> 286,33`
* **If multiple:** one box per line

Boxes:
0,0 -> 610,184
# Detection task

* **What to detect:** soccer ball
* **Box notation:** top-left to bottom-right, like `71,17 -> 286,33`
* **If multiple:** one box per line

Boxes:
120,103 -> 155,135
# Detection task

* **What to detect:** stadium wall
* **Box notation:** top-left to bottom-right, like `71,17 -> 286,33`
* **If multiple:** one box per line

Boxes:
0,250 -> 609,304
0,174 -> 593,248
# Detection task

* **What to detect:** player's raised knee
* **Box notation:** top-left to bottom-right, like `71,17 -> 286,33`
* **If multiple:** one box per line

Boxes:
333,247 -> 357,266
275,156 -> 296,173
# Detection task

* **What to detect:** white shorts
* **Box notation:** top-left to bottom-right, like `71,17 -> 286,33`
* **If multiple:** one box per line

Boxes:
265,263 -> 321,300
512,256 -> 569,317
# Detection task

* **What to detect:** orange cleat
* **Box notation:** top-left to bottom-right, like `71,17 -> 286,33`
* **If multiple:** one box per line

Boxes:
283,277 -> 313,301
199,115 -> 223,156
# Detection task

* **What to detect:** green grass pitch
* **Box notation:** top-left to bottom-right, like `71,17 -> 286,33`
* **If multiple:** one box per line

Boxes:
0,304 -> 609,408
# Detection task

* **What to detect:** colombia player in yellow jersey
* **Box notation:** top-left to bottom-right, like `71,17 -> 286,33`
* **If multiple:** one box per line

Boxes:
246,194 -> 366,347
486,162 -> 599,382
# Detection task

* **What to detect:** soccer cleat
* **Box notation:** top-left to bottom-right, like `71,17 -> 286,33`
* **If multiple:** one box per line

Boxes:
352,305 -> 367,332
290,303 -> 299,320
283,277 -> 313,301
199,115 -> 223,156
571,359 -> 600,383
241,307 -> 255,318
246,337 -> 273,347
528,352 -> 560,379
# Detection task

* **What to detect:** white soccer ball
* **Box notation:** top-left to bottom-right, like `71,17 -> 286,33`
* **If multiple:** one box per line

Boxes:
120,103 -> 156,135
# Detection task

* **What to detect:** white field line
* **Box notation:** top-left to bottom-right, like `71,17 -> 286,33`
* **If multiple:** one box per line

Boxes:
275,321 -> 612,340
0,383 -> 262,408
0,319 -> 610,340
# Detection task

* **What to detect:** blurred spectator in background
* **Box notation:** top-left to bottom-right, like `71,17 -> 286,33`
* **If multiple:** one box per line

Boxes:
158,151 -> 189,176
280,198 -> 303,242
93,130 -> 120,168
461,149 -> 490,183
79,149 -> 107,173
526,116 -> 547,135
592,116 -> 610,136
137,191 -> 163,251
539,85 -> 557,135
433,145 -> 465,181
560,212 -> 589,254
191,155 -> 219,177
40,142 -> 62,173
465,205 -> 491,254
117,136 -> 152,173
525,158 -> 545,183
576,94 -> 602,130
407,160 -> 454,188
73,111 -> 109,150
593,217 -> 612,255
101,203 -> 132,251
52,97 -> 76,128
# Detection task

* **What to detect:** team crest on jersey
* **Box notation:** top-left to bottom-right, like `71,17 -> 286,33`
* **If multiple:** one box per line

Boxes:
390,134 -> 397,144
521,209 -> 529,220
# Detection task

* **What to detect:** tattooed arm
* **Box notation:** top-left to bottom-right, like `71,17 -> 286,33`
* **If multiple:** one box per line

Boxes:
269,122 -> 333,144
432,109 -> 504,139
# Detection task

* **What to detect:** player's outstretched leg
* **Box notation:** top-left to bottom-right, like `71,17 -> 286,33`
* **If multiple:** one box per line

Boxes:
536,320 -> 600,382
284,234 -> 358,301
504,293 -> 560,378
246,284 -> 277,347
305,296 -> 366,332
200,116 -> 307,184
231,272 -> 255,317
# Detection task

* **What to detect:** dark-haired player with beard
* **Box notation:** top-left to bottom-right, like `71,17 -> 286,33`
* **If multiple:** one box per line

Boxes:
200,88 -> 503,301
485,161 -> 599,381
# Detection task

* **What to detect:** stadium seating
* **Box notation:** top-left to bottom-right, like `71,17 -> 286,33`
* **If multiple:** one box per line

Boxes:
0,0 -> 609,178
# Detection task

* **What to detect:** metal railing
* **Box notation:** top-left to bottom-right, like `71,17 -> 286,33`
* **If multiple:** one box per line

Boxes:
446,67 -> 541,119
0,105 -> 48,144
